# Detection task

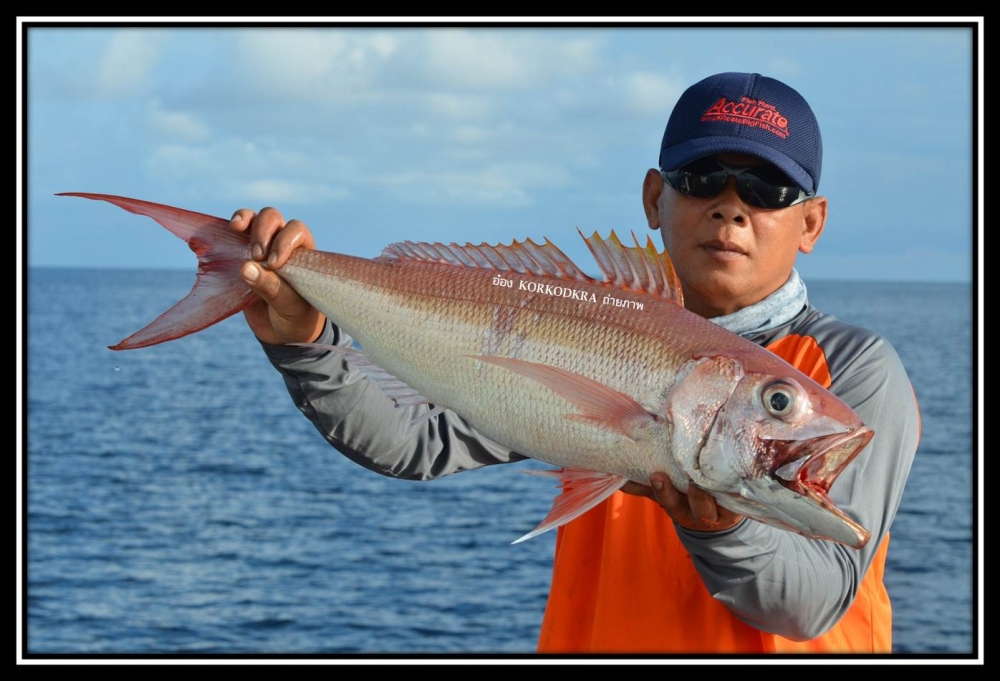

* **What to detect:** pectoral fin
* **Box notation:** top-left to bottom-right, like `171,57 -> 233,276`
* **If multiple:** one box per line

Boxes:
469,354 -> 658,439
513,467 -> 628,544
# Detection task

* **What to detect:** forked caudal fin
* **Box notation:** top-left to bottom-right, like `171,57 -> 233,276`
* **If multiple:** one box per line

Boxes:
58,193 -> 258,350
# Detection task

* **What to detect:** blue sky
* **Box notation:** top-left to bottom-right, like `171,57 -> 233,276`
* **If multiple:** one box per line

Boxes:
20,19 -> 980,283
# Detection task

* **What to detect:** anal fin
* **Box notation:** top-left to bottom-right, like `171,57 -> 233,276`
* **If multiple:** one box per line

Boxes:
513,467 -> 628,544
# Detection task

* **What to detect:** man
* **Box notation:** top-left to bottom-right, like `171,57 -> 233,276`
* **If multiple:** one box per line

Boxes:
230,72 -> 920,653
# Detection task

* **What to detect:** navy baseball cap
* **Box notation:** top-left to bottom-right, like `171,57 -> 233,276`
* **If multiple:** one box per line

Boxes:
659,72 -> 822,194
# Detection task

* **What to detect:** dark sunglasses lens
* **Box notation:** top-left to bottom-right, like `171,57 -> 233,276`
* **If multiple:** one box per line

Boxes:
680,170 -> 726,198
737,177 -> 803,208
667,159 -> 804,209
665,166 -> 725,198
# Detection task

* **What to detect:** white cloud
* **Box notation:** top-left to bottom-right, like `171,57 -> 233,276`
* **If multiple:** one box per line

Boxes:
144,133 -> 577,208
763,58 -> 805,79
367,33 -> 400,59
231,179 -> 352,204
378,162 -> 572,207
146,99 -> 210,142
426,93 -> 492,120
451,125 -> 492,145
622,72 -> 684,117
148,142 -> 233,176
424,30 -> 601,90
145,139 -> 352,205
233,29 -> 401,102
96,31 -> 162,96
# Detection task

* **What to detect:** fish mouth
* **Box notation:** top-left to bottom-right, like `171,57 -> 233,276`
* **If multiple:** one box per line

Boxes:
761,427 -> 875,546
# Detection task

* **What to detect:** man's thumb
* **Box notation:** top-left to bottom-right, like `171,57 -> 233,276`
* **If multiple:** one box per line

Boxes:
241,261 -> 281,302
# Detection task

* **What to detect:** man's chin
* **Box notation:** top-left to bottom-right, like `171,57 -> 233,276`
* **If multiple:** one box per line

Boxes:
680,275 -> 753,318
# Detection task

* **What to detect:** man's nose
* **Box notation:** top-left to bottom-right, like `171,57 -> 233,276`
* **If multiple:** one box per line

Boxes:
710,176 -> 749,224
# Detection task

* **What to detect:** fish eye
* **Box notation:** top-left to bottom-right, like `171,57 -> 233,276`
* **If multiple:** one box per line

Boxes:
762,381 -> 798,418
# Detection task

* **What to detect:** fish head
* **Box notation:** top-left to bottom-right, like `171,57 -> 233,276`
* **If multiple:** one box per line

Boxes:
666,355 -> 874,548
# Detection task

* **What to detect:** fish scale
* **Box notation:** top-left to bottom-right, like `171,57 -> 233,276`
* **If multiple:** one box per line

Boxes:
280,252 -> 672,478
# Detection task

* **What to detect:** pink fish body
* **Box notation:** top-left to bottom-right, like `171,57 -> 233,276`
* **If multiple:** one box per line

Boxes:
61,192 -> 875,548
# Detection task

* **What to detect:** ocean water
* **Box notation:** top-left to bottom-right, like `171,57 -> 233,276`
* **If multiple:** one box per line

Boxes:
23,269 -> 976,658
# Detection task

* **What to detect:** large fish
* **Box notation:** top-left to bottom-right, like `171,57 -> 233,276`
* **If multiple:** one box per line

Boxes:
60,192 -> 875,548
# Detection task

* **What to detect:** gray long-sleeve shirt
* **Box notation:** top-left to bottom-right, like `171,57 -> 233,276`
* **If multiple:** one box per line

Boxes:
260,301 -> 920,642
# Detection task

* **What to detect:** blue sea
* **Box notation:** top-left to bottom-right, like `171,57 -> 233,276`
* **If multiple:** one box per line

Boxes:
23,268 -> 977,659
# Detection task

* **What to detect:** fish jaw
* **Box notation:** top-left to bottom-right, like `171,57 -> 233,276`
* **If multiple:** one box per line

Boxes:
757,426 -> 874,545
719,425 -> 874,548
667,356 -> 875,548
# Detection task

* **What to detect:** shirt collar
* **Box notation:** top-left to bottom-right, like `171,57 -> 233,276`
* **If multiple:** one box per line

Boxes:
708,269 -> 808,338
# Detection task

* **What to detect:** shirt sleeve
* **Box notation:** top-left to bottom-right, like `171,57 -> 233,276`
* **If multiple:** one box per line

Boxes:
259,320 -> 527,480
673,334 -> 921,640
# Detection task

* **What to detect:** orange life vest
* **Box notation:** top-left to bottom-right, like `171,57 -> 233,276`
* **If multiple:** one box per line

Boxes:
536,334 -> 893,653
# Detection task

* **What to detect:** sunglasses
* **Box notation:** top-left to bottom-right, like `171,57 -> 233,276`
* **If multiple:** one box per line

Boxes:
661,158 -> 813,209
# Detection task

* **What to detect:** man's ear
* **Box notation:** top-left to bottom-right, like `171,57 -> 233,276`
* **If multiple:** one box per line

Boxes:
798,196 -> 828,254
643,169 -> 664,230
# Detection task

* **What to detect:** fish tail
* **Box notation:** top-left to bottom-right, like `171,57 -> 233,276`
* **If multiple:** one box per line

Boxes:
58,192 -> 257,350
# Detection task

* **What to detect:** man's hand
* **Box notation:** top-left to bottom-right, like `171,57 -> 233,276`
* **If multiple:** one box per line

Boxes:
230,207 -> 327,346
622,473 -> 744,533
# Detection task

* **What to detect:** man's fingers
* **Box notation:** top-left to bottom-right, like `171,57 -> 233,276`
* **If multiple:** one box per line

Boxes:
268,220 -> 316,269
621,481 -> 654,499
247,207 -> 286,262
228,208 -> 314,269
633,472 -> 743,532
230,209 -> 256,235
649,472 -> 684,511
241,261 -> 283,302
687,485 -> 720,526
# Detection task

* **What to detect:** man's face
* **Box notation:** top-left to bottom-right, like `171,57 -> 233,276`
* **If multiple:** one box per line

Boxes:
646,153 -> 827,319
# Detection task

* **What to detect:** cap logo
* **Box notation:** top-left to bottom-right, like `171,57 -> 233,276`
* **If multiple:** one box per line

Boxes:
703,96 -> 789,140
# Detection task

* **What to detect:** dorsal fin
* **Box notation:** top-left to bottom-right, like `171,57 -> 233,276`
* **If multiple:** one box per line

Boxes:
378,230 -> 684,306
580,229 -> 684,306
378,237 -> 595,285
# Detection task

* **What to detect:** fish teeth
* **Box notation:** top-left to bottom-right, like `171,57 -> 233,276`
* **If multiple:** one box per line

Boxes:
775,456 -> 810,481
